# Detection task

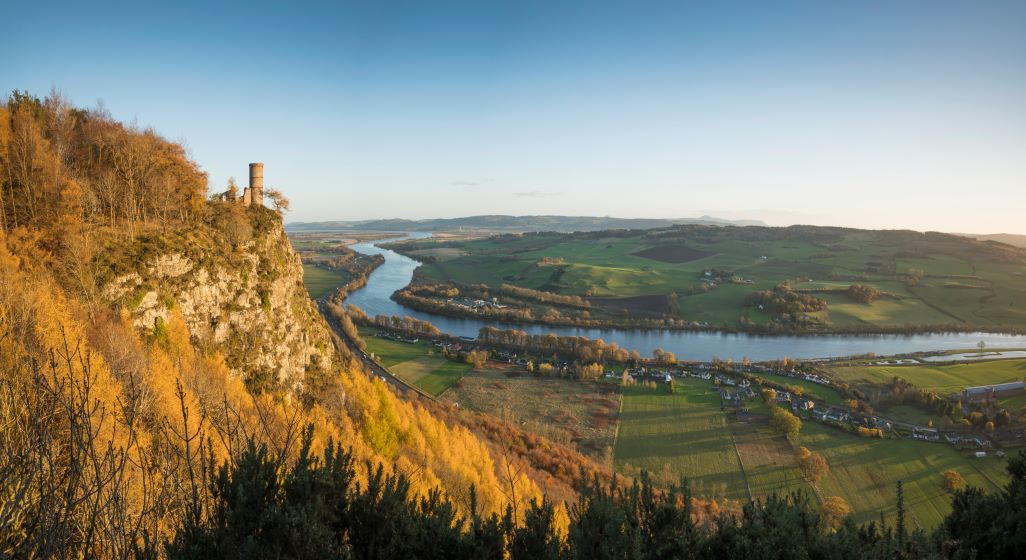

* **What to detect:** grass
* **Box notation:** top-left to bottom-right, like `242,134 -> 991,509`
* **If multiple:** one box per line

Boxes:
997,393 -> 1026,413
614,380 -> 748,500
360,327 -> 470,396
302,264 -> 349,299
611,378 -> 1009,528
797,421 -> 1008,528
828,358 -> 1026,394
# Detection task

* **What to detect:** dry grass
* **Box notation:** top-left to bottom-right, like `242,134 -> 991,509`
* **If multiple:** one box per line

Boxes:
441,364 -> 622,466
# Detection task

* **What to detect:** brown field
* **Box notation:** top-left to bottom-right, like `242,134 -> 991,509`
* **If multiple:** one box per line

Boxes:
633,244 -> 713,263
588,294 -> 669,317
441,364 -> 622,465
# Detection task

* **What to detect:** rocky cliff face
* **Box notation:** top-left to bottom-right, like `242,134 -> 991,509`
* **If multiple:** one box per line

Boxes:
101,209 -> 332,392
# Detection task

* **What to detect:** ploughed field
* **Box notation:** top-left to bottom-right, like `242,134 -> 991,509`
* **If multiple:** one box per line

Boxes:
388,225 -> 1026,330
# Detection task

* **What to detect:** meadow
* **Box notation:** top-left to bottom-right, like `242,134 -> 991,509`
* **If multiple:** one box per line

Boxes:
302,264 -> 350,299
797,422 -> 1008,528
360,327 -> 471,396
827,358 -> 1026,395
612,379 -> 1010,528
392,226 -> 1026,331
613,379 -> 811,502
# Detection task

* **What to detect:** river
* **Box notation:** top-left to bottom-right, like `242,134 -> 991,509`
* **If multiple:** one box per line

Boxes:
343,234 -> 1026,361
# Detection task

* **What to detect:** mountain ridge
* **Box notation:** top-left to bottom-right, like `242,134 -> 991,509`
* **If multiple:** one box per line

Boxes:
287,214 -> 766,232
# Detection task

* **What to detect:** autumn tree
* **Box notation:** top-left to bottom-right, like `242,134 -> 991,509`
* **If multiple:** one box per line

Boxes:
761,388 -> 777,406
796,446 -> 829,483
941,470 -> 965,493
265,187 -> 290,214
770,407 -> 802,438
820,496 -> 851,532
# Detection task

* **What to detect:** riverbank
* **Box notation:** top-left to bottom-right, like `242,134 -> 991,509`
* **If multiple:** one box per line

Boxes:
391,283 -> 1026,336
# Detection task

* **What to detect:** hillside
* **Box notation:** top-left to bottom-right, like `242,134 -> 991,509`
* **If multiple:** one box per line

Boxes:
954,232 -> 1026,249
0,91 -> 613,557
388,225 -> 1026,333
286,214 -> 765,233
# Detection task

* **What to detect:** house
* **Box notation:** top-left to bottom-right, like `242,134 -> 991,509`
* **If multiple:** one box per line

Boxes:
912,428 -> 941,442
776,392 -> 792,402
811,409 -> 828,421
798,399 -> 815,411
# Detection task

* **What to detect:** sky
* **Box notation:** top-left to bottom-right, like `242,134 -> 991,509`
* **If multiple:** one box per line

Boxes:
3,0 -> 1025,232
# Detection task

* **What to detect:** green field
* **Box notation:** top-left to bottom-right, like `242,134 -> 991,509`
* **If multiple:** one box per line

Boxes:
797,422 -> 1008,528
360,328 -> 470,396
302,264 -> 349,299
614,379 -> 810,501
392,226 -> 1026,330
612,379 -> 1009,528
828,358 -> 1026,394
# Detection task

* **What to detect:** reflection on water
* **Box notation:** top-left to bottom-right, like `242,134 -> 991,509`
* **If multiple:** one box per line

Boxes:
343,233 -> 1026,361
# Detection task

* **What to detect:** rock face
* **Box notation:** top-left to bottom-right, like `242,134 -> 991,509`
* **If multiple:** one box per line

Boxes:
102,215 -> 332,392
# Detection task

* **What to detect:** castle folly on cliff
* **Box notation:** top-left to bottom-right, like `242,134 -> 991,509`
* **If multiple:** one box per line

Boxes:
241,163 -> 264,207
217,163 -> 265,206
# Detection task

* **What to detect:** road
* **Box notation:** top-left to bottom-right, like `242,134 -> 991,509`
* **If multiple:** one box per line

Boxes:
317,300 -> 436,401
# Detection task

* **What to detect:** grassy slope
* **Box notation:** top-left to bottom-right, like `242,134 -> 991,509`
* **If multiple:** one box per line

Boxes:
829,358 -> 1026,394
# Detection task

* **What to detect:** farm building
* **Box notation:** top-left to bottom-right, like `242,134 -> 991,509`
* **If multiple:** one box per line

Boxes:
961,381 -> 1026,402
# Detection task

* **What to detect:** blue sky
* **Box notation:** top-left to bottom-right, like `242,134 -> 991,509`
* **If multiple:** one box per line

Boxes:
3,1 -> 1024,232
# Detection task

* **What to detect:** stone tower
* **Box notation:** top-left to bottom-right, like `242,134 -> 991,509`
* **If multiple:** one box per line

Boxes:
248,163 -> 264,207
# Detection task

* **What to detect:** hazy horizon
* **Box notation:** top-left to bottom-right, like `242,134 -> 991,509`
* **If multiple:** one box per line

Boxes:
3,1 -> 1024,233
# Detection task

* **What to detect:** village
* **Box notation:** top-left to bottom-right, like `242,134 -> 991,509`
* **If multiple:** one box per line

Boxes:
367,327 -> 1022,456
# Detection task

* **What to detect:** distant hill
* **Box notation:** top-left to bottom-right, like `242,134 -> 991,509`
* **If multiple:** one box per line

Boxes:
287,214 -> 766,232
954,232 -> 1026,249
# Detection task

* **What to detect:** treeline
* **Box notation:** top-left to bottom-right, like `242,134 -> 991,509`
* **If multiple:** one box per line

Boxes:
746,284 -> 827,327
0,90 -> 207,237
478,327 -> 637,364
345,303 -> 442,337
746,284 -> 828,315
880,377 -> 1016,430
150,433 -> 1026,559
847,283 -> 881,303
500,283 -> 591,308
